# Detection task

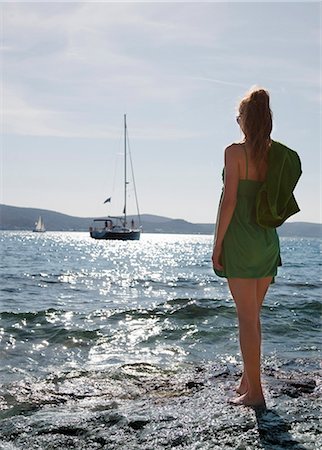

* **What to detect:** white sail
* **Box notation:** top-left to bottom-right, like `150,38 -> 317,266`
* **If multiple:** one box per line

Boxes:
34,216 -> 46,232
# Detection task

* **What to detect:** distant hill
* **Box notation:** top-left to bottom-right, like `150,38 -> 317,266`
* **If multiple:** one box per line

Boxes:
0,204 -> 321,238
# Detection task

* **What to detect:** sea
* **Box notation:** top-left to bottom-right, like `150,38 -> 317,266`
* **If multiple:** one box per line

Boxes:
0,231 -> 321,450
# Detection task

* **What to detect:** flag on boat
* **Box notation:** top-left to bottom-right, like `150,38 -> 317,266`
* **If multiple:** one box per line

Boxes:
104,197 -> 111,204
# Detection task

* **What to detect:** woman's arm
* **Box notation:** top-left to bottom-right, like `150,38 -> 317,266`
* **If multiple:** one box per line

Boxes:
212,145 -> 239,270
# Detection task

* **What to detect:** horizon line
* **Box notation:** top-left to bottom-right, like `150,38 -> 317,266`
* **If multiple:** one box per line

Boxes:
1,203 -> 321,226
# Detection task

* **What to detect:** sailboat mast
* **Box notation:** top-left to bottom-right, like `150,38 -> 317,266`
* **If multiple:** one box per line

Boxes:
124,114 -> 127,227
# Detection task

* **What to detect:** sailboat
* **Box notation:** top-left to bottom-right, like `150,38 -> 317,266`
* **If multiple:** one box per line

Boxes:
89,115 -> 142,241
33,216 -> 46,233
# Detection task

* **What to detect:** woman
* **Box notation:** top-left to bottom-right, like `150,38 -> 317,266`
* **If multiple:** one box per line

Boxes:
212,87 -> 281,408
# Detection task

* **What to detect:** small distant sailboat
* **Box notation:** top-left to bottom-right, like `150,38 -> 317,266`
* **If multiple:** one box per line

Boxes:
89,115 -> 142,241
33,216 -> 46,233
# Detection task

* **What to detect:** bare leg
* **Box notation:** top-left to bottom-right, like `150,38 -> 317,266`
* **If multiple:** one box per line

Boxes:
236,371 -> 248,396
236,278 -> 271,395
228,277 -> 272,407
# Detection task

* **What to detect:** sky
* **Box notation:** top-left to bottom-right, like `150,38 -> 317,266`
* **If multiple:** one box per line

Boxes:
1,1 -> 321,224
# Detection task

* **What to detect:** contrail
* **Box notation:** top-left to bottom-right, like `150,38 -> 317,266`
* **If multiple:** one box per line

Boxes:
191,77 -> 247,88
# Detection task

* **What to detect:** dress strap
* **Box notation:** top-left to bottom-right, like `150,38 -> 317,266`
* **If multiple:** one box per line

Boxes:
244,145 -> 249,180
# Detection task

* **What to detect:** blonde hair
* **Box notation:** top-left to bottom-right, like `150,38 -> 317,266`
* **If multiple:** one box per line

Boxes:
238,87 -> 272,166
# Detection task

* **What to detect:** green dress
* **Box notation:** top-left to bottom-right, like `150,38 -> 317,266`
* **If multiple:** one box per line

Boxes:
214,148 -> 281,280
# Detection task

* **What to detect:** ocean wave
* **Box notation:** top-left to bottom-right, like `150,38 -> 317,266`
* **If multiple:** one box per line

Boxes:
0,308 -> 67,321
104,298 -> 236,322
278,280 -> 322,289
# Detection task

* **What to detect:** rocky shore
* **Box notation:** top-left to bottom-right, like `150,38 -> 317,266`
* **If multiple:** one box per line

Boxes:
0,360 -> 320,449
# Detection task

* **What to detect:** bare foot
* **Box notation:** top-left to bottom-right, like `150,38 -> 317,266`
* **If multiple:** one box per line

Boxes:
236,381 -> 248,395
236,374 -> 248,395
229,392 -> 266,409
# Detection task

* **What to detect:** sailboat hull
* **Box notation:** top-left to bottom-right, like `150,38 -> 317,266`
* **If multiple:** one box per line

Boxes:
90,229 -> 141,240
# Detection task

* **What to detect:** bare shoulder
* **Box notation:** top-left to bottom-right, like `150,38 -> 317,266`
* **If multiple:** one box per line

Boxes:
225,143 -> 244,159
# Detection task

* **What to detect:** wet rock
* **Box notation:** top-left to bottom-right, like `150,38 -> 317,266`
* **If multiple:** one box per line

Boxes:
0,361 -> 320,450
39,426 -> 85,436
276,379 -> 316,398
128,419 -> 150,430
185,381 -> 204,390
285,379 -> 316,393
102,411 -> 126,427
170,434 -> 187,447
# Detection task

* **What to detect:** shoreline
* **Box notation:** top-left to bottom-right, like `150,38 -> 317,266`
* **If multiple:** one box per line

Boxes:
0,359 -> 319,449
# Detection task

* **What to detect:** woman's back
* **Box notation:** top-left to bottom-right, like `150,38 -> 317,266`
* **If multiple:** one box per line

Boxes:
234,142 -> 270,183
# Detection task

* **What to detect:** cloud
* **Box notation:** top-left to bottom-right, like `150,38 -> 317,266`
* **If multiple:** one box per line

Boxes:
2,87 -> 120,138
3,86 -> 205,140
3,3 -> 223,138
2,1 -> 320,142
